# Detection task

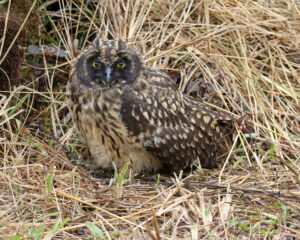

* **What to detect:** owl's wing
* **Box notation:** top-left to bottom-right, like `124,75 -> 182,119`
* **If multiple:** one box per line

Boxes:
120,86 -> 237,171
148,68 -> 179,90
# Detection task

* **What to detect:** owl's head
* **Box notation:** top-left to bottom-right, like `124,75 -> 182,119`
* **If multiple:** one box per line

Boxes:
72,38 -> 145,88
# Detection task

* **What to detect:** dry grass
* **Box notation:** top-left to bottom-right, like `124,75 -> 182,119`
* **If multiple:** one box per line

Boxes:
1,0 -> 300,239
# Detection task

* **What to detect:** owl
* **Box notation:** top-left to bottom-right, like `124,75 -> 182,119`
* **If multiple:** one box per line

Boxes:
67,38 -> 236,173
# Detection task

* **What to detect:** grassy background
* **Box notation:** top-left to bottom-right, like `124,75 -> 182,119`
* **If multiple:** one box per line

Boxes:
0,0 -> 299,239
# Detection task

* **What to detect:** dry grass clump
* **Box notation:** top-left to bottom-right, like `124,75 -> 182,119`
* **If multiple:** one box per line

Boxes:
0,0 -> 40,90
0,0 -> 299,239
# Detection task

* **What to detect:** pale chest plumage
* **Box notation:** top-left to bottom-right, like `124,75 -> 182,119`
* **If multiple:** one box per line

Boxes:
67,85 -> 161,172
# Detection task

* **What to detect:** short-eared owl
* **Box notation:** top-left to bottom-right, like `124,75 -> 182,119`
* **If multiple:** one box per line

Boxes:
67,38 -> 236,173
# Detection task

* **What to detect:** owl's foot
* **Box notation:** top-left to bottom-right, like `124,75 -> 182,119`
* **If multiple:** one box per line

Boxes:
89,168 -> 115,179
70,157 -> 97,171
69,157 -> 115,179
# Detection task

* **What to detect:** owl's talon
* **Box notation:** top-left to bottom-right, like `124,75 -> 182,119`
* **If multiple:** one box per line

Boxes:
70,157 -> 114,178
70,157 -> 97,170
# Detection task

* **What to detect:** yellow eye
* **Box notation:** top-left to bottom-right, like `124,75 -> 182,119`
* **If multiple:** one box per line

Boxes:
117,62 -> 126,68
92,61 -> 101,68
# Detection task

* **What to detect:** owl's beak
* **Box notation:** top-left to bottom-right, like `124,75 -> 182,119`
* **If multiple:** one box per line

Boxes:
105,67 -> 113,83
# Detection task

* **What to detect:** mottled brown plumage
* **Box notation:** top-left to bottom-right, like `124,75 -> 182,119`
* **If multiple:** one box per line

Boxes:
67,38 -> 236,173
